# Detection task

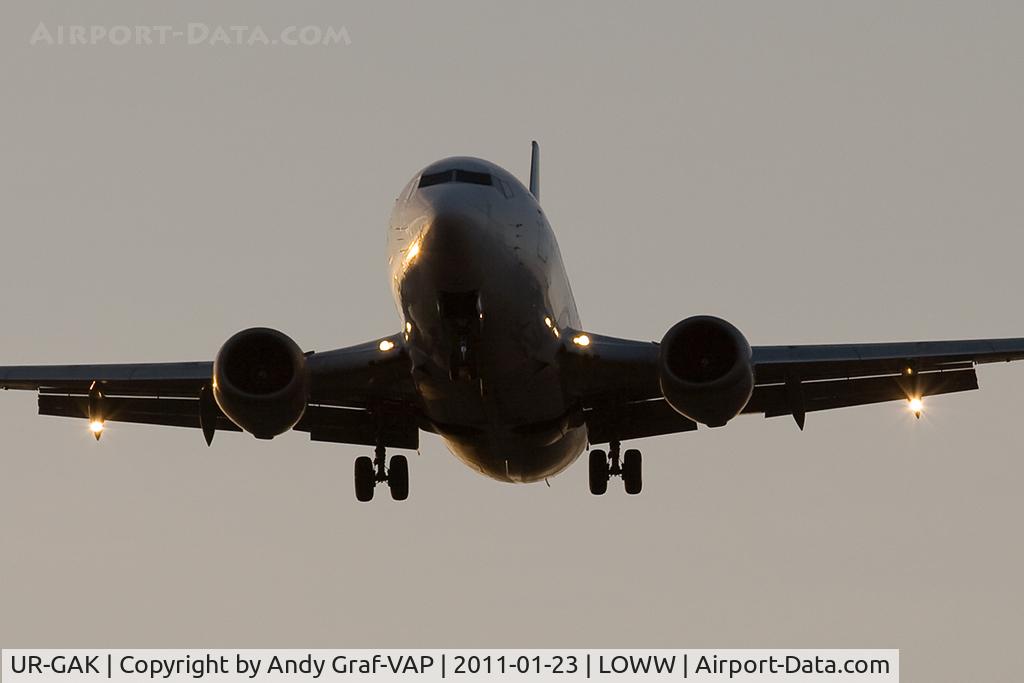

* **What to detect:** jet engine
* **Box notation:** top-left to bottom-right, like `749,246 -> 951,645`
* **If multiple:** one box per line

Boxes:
213,327 -> 309,439
658,316 -> 754,427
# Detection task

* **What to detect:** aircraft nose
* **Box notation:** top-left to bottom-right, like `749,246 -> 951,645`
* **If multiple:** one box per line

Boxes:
420,191 -> 491,255
410,194 -> 497,291
423,208 -> 478,254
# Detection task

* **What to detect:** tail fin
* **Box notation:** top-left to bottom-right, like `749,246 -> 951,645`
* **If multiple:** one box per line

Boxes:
529,140 -> 540,200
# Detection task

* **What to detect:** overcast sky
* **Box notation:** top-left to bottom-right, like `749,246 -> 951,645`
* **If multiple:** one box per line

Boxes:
2,2 -> 1022,680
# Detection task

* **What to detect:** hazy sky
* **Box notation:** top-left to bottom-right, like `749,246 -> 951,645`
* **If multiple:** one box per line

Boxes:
2,2 -> 1023,680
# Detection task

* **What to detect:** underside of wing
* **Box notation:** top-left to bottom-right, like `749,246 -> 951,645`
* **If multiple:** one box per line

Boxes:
744,367 -> 978,421
1,330 -> 420,448
558,332 -> 677,445
36,393 -> 418,449
748,338 -> 1024,428
562,327 -> 1024,443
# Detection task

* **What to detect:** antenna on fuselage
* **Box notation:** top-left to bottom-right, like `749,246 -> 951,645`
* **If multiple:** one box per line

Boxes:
529,140 -> 540,200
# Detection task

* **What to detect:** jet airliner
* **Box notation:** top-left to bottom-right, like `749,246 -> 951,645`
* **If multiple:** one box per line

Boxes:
4,143 -> 1024,501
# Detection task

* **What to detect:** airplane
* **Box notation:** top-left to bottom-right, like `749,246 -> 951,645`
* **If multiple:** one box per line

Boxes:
3,141 -> 1024,501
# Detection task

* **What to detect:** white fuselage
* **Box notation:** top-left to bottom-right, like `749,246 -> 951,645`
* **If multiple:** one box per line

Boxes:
386,157 -> 587,482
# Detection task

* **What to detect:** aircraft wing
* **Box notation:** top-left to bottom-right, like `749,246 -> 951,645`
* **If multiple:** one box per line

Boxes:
561,332 -> 1024,444
0,334 -> 419,449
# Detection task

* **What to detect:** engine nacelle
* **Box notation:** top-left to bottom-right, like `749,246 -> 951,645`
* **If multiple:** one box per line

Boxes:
658,316 -> 754,427
213,327 -> 308,439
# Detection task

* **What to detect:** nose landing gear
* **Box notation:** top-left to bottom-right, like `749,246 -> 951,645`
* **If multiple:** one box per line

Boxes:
354,445 -> 409,502
439,290 -> 482,383
588,440 -> 642,495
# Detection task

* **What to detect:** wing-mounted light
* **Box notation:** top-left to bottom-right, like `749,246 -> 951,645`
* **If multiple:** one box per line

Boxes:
88,382 -> 105,440
908,396 -> 924,419
901,366 -> 924,419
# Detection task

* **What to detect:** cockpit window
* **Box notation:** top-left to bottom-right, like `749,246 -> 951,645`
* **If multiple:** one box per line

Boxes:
418,169 -> 494,189
454,170 -> 492,186
419,171 -> 453,188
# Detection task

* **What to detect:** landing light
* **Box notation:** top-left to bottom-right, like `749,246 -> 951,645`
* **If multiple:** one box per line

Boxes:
572,334 -> 591,347
89,420 -> 105,439
544,316 -> 552,328
908,397 -> 924,418
403,240 -> 421,265
378,339 -> 396,352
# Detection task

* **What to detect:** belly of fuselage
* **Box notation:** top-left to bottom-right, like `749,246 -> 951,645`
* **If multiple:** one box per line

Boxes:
392,189 -> 586,482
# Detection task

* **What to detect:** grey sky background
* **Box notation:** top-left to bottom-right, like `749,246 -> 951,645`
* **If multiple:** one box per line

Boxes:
1,2 -> 1022,680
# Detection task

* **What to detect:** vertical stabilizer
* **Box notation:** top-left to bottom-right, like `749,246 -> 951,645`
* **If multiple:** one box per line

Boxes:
529,140 -> 540,200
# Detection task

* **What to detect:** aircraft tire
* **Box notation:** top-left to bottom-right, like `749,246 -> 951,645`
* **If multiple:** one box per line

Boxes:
589,449 -> 609,495
389,455 -> 409,501
623,449 -> 642,495
354,456 -> 375,502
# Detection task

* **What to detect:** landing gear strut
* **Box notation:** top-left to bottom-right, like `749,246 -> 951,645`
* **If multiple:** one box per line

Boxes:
449,334 -> 478,382
588,440 -> 642,495
354,445 -> 409,502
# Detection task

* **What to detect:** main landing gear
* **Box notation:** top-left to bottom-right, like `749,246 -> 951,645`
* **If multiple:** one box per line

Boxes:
354,445 -> 409,502
589,440 -> 642,495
